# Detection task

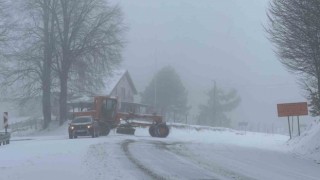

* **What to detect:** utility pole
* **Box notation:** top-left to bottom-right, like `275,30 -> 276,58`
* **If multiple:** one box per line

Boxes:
154,72 -> 157,107
154,56 -> 157,112
212,80 -> 217,126
153,32 -> 158,114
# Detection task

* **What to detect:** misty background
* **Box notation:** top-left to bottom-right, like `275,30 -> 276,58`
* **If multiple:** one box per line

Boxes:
113,0 -> 311,130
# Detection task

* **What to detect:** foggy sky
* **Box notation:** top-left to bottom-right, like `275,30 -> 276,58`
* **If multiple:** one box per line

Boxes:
113,0 -> 312,128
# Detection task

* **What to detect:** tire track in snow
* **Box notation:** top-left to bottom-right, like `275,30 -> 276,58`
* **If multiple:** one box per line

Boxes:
121,140 -> 166,180
122,139 -> 220,180
159,141 -> 256,180
83,140 -> 151,180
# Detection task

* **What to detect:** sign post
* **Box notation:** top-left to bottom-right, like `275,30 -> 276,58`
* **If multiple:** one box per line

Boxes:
287,116 -> 291,139
297,116 -> 300,136
277,102 -> 308,139
3,112 -> 8,134
238,122 -> 248,134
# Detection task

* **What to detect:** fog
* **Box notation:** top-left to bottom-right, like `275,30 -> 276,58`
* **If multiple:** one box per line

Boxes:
114,0 -> 310,129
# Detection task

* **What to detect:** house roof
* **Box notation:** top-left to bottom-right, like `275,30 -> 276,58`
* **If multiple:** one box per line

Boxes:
68,69 -> 137,104
124,71 -> 138,94
99,69 -> 137,96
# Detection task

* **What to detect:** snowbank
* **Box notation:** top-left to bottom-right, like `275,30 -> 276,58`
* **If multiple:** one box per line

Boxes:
12,120 -> 290,152
10,120 -> 69,138
134,123 -> 289,152
288,120 -> 320,162
170,127 -> 287,151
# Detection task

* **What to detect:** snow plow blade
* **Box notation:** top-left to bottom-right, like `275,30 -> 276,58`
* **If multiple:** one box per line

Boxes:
116,125 -> 136,135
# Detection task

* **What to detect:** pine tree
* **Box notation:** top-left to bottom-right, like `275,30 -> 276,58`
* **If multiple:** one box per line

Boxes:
141,66 -> 189,117
198,83 -> 240,127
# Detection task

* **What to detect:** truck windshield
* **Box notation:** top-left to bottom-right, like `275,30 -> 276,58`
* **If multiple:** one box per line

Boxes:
100,99 -> 117,120
106,99 -> 116,110
72,117 -> 91,123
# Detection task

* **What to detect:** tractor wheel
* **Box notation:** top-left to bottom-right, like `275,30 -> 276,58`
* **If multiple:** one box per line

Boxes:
69,134 -> 73,139
149,125 -> 156,137
155,123 -> 170,138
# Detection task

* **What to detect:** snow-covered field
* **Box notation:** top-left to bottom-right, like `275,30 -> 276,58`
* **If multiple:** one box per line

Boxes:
0,122 -> 320,180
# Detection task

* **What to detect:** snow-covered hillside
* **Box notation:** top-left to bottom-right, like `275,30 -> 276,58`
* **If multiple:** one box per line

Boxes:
288,120 -> 320,163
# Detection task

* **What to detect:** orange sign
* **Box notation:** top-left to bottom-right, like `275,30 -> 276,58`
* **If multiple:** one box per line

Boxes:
277,102 -> 308,117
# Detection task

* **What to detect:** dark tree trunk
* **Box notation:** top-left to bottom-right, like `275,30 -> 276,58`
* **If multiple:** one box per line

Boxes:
59,70 -> 68,125
42,80 -> 51,129
317,73 -> 320,111
42,0 -> 52,129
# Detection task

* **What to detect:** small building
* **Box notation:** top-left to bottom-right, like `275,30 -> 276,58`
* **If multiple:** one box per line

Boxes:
69,69 -> 149,114
101,69 -> 137,103
101,70 -> 147,113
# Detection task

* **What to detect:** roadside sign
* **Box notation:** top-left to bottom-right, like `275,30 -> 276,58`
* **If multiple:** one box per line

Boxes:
238,122 -> 248,134
238,122 -> 248,126
277,102 -> 308,117
277,102 -> 308,139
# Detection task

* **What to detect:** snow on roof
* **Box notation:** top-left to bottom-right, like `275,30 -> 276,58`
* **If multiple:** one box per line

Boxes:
68,69 -> 137,104
96,69 -> 137,96
101,69 -> 127,95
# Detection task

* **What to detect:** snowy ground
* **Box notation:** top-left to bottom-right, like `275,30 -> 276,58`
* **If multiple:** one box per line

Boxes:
287,120 -> 320,163
0,123 -> 320,180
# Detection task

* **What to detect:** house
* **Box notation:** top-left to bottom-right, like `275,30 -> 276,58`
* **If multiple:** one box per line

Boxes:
101,70 -> 151,113
100,69 -> 137,103
68,69 -> 149,114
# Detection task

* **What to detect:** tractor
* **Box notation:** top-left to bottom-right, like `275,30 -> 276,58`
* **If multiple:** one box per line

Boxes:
71,96 -> 170,138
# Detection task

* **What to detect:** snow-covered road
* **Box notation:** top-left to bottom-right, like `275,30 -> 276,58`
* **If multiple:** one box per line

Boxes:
170,143 -> 320,180
122,139 -> 222,180
0,127 -> 320,180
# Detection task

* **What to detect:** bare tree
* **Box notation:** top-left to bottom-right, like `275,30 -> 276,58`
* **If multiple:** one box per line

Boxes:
266,0 -> 320,116
0,0 -> 125,127
51,0 -> 125,125
0,0 -> 57,129
41,0 -> 56,128
0,1 -> 11,43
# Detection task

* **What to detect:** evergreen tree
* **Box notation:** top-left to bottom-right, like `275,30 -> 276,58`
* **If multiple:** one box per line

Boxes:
141,66 -> 188,116
198,83 -> 240,127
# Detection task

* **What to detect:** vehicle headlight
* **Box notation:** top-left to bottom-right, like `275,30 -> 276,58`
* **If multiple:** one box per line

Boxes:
87,125 -> 91,129
70,126 -> 74,130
